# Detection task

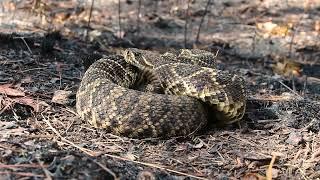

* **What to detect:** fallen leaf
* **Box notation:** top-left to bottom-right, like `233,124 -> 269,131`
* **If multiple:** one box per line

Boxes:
286,131 -> 303,145
243,173 -> 266,180
123,152 -> 137,161
51,90 -> 73,105
272,58 -> 303,77
0,95 -> 48,113
0,84 -> 25,97
243,152 -> 272,161
191,140 -> 204,149
0,121 -> 17,130
15,96 -> 49,112
0,127 -> 28,141
137,171 -> 155,180
256,21 -> 292,38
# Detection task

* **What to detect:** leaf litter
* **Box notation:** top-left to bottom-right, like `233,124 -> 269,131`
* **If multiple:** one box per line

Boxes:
0,0 -> 319,179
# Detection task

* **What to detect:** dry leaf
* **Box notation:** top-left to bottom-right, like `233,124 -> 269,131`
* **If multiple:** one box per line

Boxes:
0,84 -> 25,97
243,173 -> 266,180
51,90 -> 73,105
272,58 -> 303,77
0,126 -> 28,141
0,95 -> 48,113
256,21 -> 292,38
192,140 -> 204,149
137,171 -> 156,180
123,152 -> 137,161
15,96 -> 48,112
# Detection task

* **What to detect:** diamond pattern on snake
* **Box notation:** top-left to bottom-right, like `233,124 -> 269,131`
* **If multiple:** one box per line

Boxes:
76,48 -> 246,138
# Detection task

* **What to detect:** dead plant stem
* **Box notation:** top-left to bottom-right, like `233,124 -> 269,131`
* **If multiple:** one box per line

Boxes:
184,0 -> 191,48
195,0 -> 212,44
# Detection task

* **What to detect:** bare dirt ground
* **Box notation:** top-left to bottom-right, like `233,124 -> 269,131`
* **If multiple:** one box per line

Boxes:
0,0 -> 320,179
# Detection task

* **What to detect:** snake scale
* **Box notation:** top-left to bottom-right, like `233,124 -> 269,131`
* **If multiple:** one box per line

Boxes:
76,48 -> 246,138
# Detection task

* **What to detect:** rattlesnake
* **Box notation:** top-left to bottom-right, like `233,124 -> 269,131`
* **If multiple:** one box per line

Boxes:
76,49 -> 246,138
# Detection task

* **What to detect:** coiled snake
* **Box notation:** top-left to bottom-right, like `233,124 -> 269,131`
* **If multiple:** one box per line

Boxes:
76,49 -> 246,138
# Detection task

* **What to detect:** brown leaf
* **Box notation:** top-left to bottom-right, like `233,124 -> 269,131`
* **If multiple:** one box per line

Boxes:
51,90 -> 73,105
243,173 -> 266,180
0,94 -> 48,113
137,171 -> 155,180
272,58 -> 303,77
14,97 -> 48,112
0,125 -> 28,141
0,84 -> 25,97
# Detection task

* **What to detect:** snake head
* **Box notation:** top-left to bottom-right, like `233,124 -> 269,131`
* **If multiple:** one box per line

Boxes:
122,48 -> 154,70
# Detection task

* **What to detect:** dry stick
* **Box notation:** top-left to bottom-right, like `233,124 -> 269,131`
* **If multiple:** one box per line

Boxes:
87,0 -> 95,28
266,153 -> 277,180
42,114 -> 207,179
277,80 -> 303,99
153,0 -> 158,13
284,164 -> 309,180
35,158 -> 53,180
102,153 -> 208,180
41,114 -> 98,157
12,37 -> 32,54
136,0 -> 142,37
303,75 -> 308,98
0,164 -> 49,169
195,0 -> 212,44
0,172 -> 45,178
252,29 -> 257,55
118,0 -> 122,38
184,0 -> 191,48
90,159 -> 118,179
288,16 -> 302,58
85,0 -> 95,40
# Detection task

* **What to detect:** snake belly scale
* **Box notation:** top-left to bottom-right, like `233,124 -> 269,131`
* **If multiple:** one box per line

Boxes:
76,49 -> 246,138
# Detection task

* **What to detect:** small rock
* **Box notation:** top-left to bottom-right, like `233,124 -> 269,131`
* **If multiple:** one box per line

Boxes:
286,131 -> 303,145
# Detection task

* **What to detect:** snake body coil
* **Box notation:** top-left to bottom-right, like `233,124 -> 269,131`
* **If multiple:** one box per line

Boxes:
76,49 -> 246,138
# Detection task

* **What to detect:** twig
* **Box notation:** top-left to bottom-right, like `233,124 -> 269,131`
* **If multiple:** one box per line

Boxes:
266,153 -> 277,180
136,0 -> 142,37
21,67 -> 47,72
90,159 -> 118,179
277,80 -> 303,99
0,172 -> 45,178
12,37 -> 32,54
252,29 -> 257,54
102,153 -> 208,180
118,0 -> 122,38
0,164 -> 49,169
289,17 -> 302,58
303,75 -> 307,98
195,0 -> 212,44
45,70 -> 81,80
229,135 -> 256,147
284,164 -> 310,180
42,113 -> 207,179
87,0 -> 95,28
184,0 -> 191,48
36,158 -> 53,180
41,114 -> 99,157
